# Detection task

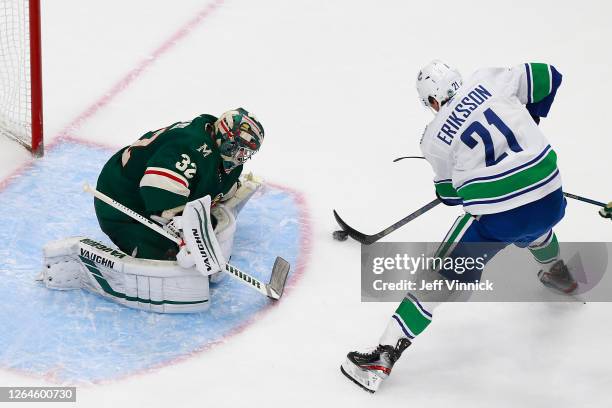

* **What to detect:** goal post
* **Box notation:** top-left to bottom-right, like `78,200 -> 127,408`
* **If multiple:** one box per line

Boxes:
29,0 -> 43,156
0,0 -> 44,156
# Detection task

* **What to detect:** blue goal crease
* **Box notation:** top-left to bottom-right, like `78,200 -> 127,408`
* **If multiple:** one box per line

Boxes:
0,140 -> 304,384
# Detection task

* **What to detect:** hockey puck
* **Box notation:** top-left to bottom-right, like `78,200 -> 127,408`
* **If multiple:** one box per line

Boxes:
333,230 -> 349,241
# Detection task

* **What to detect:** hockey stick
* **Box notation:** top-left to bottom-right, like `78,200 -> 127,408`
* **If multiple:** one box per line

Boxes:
562,192 -> 606,208
334,188 -> 605,245
83,183 -> 289,300
392,156 -> 426,162
333,198 -> 442,245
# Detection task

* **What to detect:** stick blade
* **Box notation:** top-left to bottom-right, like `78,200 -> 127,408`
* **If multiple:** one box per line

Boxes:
332,210 -> 376,245
268,257 -> 290,300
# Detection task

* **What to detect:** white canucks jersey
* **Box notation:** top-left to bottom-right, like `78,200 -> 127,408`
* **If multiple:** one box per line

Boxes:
420,63 -> 563,215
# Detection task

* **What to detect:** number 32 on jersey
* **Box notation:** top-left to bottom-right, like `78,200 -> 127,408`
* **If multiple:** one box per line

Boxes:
175,154 -> 196,179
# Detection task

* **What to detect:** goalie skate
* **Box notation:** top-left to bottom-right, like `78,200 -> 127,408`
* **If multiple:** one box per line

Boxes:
340,338 -> 410,393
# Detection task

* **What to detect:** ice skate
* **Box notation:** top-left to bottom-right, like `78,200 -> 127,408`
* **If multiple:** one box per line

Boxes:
538,259 -> 578,294
340,338 -> 410,393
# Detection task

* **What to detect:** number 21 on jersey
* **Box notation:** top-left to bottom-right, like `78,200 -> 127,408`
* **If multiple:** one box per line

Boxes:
460,108 -> 523,167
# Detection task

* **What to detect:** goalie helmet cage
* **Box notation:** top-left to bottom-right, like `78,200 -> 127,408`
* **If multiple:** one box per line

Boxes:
0,0 -> 43,156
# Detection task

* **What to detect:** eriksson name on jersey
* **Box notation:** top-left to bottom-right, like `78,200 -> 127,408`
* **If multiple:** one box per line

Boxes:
436,84 -> 492,146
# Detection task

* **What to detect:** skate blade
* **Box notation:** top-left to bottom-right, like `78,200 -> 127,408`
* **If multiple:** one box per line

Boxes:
539,275 -> 579,294
340,357 -> 383,393
564,282 -> 578,294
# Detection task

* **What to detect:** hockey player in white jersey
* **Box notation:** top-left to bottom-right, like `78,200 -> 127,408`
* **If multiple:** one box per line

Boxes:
341,60 -> 578,393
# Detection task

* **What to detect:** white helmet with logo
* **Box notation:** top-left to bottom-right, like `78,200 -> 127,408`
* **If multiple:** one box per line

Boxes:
416,59 -> 463,110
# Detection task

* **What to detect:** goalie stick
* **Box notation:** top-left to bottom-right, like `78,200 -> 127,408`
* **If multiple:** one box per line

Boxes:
83,183 -> 289,300
333,198 -> 442,245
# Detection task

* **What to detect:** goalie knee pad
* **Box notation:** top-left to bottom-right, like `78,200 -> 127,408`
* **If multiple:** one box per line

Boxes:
221,173 -> 263,215
41,237 -> 210,313
210,173 -> 262,268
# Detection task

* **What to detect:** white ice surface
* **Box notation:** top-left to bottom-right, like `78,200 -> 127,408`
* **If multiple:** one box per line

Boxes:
2,0 -> 612,406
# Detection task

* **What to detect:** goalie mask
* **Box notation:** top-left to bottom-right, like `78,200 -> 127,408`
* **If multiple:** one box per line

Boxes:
214,108 -> 264,173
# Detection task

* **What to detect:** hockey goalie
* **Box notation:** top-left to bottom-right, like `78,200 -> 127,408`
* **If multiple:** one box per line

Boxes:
38,108 -> 283,313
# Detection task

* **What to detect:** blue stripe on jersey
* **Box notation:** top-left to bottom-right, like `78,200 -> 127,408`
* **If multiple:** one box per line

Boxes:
457,145 -> 551,190
463,169 -> 559,207
525,63 -> 533,104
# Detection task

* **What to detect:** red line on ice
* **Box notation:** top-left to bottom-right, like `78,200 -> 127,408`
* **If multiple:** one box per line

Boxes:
55,0 -> 225,139
1,0 -> 225,189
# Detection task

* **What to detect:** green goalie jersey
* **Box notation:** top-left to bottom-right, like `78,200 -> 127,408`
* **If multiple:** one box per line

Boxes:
95,114 -> 242,225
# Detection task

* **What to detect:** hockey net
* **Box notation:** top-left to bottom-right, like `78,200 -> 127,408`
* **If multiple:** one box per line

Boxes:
0,0 -> 43,156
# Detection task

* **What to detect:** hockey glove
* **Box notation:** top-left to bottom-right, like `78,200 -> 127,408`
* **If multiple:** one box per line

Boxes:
599,202 -> 612,219
150,214 -> 183,240
164,216 -> 183,238
176,243 -> 195,268
436,191 -> 461,206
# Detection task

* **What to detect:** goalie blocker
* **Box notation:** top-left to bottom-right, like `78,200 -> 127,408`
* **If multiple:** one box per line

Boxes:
178,195 -> 228,278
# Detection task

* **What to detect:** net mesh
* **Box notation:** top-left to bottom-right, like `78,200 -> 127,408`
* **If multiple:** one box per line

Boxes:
0,0 -> 32,148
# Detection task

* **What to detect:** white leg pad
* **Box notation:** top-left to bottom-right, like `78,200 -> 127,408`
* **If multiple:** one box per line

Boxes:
41,237 -> 210,313
40,236 -> 87,289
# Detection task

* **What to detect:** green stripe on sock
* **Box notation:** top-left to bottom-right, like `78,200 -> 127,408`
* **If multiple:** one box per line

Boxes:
435,214 -> 472,258
529,234 -> 559,263
530,63 -> 551,103
395,297 -> 432,336
458,150 -> 557,201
